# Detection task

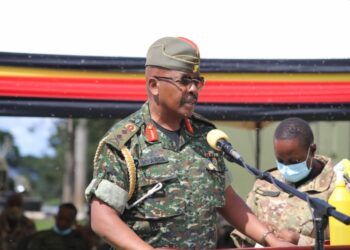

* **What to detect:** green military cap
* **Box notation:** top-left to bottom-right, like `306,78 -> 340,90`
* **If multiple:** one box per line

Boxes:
145,36 -> 200,73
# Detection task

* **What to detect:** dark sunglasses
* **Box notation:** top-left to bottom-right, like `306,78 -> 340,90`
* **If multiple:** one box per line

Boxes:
153,75 -> 205,91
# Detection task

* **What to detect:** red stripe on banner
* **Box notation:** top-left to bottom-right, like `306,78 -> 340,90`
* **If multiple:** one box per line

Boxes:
0,76 -> 147,101
1,76 -> 350,103
199,80 -> 350,103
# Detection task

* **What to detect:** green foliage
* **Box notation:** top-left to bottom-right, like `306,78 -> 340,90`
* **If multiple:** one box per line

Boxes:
18,155 -> 61,199
1,118 -> 117,205
0,130 -> 21,166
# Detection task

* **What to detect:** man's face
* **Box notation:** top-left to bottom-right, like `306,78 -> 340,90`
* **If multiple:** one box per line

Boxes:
55,207 -> 76,230
152,69 -> 204,118
273,138 -> 313,168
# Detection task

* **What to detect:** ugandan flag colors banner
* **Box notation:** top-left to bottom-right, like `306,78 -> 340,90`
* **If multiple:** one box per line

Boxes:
1,52 -> 350,120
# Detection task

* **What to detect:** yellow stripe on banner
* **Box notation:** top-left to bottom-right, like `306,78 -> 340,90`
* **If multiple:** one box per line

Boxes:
1,66 -> 350,82
0,66 -> 144,79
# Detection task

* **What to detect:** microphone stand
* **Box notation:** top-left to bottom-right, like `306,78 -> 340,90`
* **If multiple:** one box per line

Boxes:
223,152 -> 350,250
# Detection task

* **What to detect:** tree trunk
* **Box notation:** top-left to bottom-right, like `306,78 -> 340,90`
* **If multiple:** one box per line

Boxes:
74,119 -> 88,217
62,119 -> 74,202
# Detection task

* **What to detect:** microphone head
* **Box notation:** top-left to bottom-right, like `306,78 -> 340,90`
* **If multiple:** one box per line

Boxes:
206,129 -> 229,151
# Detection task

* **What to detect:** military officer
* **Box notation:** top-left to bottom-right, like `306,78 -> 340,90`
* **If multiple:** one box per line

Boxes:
85,36 -> 294,249
231,117 -> 337,246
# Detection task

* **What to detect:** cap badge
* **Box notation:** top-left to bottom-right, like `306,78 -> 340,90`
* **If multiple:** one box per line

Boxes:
193,64 -> 199,73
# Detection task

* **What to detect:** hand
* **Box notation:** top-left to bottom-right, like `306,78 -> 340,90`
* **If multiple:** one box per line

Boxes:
275,228 -> 300,244
265,231 -> 296,247
262,223 -> 298,246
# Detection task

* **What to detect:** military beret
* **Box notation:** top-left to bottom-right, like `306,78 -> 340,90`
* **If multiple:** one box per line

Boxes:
145,36 -> 200,73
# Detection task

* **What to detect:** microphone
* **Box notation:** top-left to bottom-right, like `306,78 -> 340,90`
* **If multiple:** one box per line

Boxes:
206,129 -> 243,162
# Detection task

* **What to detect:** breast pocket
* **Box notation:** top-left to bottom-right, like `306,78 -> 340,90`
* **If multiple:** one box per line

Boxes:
136,157 -> 186,219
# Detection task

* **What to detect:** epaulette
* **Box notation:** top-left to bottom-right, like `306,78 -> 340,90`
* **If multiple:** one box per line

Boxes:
104,121 -> 141,150
93,120 -> 141,165
93,119 -> 141,201
191,112 -> 216,127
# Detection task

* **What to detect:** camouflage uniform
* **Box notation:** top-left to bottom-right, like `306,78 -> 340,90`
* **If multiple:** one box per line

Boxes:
231,155 -> 335,246
0,210 -> 36,250
25,229 -> 88,250
85,102 -> 230,249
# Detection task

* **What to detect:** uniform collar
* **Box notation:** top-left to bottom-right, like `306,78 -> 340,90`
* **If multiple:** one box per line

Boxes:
140,102 -> 195,145
297,155 -> 334,193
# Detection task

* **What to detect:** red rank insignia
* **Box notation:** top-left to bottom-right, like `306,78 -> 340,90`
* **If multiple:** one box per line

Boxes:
184,117 -> 194,135
145,122 -> 158,142
125,123 -> 136,132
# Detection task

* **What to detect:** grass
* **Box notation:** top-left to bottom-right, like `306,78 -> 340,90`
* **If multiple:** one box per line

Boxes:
34,217 -> 54,231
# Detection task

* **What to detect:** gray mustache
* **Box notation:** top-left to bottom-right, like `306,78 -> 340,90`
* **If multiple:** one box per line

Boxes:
186,94 -> 198,103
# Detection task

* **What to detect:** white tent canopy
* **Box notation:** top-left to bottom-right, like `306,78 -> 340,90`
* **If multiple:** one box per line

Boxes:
1,0 -> 350,59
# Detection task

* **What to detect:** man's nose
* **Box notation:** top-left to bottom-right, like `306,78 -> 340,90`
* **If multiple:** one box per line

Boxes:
187,82 -> 199,92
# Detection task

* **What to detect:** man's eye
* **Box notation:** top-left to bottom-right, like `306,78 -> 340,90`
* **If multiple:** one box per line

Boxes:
180,77 -> 192,85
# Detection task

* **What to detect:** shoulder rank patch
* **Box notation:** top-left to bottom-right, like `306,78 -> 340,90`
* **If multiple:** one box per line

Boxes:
125,123 -> 137,132
105,122 -> 140,150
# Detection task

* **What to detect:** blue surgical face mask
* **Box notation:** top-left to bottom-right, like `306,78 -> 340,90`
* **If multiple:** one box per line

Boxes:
53,225 -> 73,236
276,148 -> 312,183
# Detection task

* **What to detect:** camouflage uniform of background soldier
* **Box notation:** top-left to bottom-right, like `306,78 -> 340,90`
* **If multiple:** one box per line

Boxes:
85,37 -> 229,249
231,156 -> 335,246
23,203 -> 88,250
231,117 -> 337,246
0,193 -> 36,250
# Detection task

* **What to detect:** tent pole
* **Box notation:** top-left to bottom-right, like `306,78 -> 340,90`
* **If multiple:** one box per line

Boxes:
256,122 -> 261,170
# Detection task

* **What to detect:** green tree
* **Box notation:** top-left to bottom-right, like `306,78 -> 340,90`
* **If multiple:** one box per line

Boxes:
0,131 -> 21,166
2,118 -> 117,205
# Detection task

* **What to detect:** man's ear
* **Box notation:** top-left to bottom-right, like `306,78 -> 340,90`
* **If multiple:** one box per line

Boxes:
148,77 -> 159,96
310,143 -> 317,156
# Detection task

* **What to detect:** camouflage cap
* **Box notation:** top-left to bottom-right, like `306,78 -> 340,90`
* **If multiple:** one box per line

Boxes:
145,36 -> 200,73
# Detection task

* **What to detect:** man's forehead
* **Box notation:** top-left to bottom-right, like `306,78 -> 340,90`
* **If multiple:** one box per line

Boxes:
148,66 -> 200,77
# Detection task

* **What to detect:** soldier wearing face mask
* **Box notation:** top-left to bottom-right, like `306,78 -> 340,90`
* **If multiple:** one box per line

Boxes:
23,203 -> 88,250
231,117 -> 338,246
0,192 -> 36,250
